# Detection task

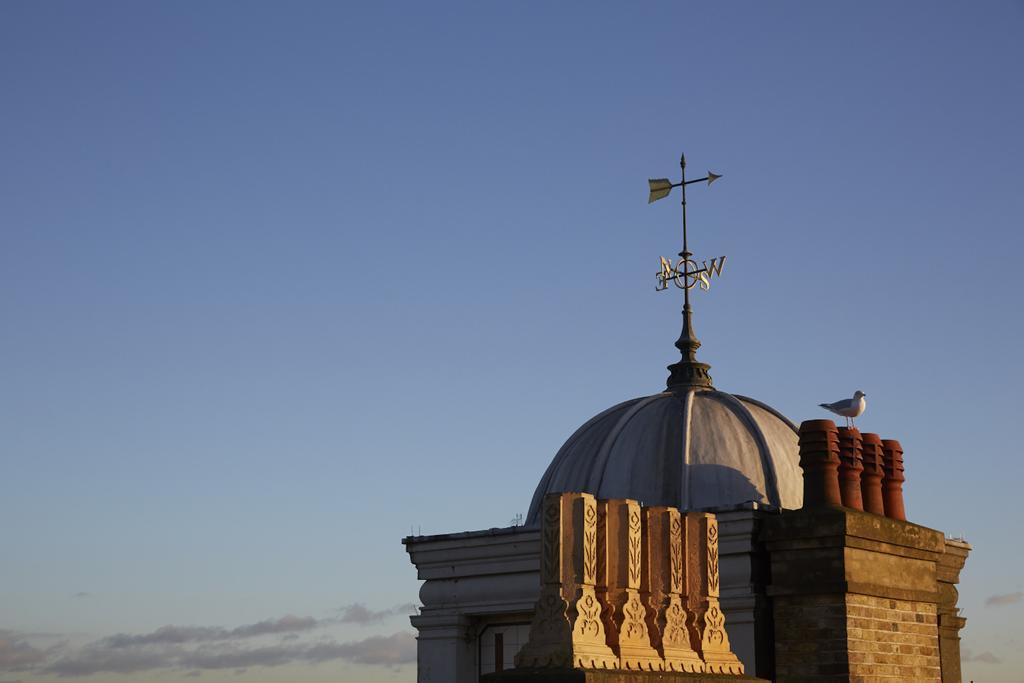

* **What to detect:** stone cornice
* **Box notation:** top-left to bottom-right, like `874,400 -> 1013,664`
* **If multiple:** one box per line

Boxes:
405,526 -> 540,580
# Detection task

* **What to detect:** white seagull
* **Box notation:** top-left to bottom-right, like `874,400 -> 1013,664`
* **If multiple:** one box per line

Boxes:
819,390 -> 867,427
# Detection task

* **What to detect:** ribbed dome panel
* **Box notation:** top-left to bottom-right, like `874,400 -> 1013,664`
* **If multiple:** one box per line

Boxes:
526,389 -> 801,526
688,393 -> 769,509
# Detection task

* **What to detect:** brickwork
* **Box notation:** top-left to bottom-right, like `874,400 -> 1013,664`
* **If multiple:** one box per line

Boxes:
844,594 -> 940,681
772,594 -> 849,680
762,506 -> 961,683
769,589 -> 944,682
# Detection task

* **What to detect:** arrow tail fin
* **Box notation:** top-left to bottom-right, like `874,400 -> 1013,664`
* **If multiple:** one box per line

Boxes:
648,178 -> 673,204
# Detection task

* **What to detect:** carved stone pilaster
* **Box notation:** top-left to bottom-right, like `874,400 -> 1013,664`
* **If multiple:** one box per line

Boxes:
686,513 -> 744,675
599,499 -> 662,671
516,493 -> 619,669
642,506 -> 704,673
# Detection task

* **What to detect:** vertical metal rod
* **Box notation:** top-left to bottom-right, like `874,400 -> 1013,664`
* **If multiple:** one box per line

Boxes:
680,153 -> 689,311
664,150 -> 712,390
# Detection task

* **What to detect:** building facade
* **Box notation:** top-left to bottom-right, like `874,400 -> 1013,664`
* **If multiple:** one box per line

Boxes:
404,395 -> 970,681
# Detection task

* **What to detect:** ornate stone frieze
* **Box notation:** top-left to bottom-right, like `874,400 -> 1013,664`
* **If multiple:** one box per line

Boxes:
642,506 -> 704,673
601,499 -> 662,671
518,493 -> 744,676
516,492 -> 619,669
686,512 -> 745,675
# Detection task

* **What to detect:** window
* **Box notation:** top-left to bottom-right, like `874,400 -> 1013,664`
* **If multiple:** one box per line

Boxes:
477,623 -> 530,676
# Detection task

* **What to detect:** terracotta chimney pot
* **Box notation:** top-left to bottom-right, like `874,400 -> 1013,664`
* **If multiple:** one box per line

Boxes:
859,432 -> 886,515
798,419 -> 842,508
881,439 -> 907,521
837,426 -> 864,511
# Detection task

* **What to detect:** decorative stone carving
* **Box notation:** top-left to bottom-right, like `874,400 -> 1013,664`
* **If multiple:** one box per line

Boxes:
642,506 -> 704,673
516,492 -> 619,669
518,494 -> 748,677
685,513 -> 744,675
599,499 -> 662,671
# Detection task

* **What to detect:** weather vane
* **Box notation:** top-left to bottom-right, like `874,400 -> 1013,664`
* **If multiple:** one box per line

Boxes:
647,152 -> 725,391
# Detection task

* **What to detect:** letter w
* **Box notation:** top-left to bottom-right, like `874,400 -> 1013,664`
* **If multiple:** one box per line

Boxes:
702,256 -> 726,280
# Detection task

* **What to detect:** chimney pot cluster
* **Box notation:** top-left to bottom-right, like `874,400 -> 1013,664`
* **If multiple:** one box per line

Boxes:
798,419 -> 907,520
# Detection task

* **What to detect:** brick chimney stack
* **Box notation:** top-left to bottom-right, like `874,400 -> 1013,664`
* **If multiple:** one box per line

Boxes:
766,421 -> 966,682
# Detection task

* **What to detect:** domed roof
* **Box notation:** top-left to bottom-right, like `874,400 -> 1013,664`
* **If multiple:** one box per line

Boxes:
526,388 -> 802,526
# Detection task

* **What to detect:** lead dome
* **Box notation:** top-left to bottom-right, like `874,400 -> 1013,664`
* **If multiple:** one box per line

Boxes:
526,388 -> 802,525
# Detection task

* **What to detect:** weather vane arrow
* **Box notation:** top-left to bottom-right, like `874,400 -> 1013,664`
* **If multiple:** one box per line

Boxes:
647,152 -> 726,391
647,171 -> 722,204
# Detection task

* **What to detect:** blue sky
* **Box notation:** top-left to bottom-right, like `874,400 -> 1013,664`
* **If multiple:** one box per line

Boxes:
1,2 -> 1022,681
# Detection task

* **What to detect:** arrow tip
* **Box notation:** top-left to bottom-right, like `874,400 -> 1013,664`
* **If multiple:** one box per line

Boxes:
707,171 -> 722,186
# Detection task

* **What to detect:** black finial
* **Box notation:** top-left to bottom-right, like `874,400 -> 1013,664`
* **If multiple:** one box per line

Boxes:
666,303 -> 713,391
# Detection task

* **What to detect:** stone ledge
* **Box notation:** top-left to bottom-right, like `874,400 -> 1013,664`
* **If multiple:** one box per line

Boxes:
761,507 -> 945,556
481,670 -> 767,683
404,526 -> 541,580
762,507 -> 946,603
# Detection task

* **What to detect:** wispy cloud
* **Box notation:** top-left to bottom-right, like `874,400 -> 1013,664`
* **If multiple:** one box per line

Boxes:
99,615 -> 318,648
962,646 -> 1001,664
46,643 -> 173,677
335,603 -> 417,625
985,591 -> 1023,607
0,632 -> 50,672
41,631 -> 415,677
71,593 -> 91,600
304,633 -> 415,666
1,609 -> 416,677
